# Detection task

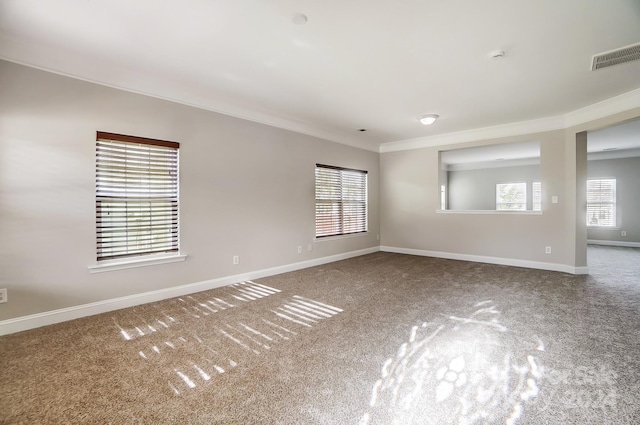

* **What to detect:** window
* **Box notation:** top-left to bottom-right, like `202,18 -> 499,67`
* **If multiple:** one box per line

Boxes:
440,140 -> 540,212
532,181 -> 542,211
315,164 -> 367,238
587,178 -> 616,227
96,132 -> 180,261
496,182 -> 526,211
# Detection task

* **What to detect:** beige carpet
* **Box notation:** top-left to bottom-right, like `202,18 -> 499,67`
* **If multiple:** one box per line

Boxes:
1,247 -> 639,424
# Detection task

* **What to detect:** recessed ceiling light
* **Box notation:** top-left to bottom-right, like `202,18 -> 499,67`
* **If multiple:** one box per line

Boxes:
292,13 -> 308,25
418,114 -> 439,125
357,129 -> 367,132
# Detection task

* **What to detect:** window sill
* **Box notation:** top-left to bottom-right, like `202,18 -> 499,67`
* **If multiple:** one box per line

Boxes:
315,231 -> 369,242
436,209 -> 543,215
88,253 -> 187,273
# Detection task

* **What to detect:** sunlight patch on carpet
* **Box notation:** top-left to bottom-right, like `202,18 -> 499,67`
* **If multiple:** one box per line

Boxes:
361,301 -> 543,425
113,281 -> 281,341
115,284 -> 344,395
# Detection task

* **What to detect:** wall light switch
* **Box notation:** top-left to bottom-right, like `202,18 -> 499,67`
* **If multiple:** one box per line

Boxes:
551,196 -> 558,204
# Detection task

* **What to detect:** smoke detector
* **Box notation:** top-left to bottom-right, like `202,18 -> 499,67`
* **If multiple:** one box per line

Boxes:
591,42 -> 640,70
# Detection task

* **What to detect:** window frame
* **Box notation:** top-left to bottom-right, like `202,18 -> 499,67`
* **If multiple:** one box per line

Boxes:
95,131 -> 181,263
586,178 -> 616,228
315,164 -> 368,239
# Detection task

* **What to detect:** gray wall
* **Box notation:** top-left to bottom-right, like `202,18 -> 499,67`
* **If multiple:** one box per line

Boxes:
2,58 -> 640,322
587,157 -> 640,243
447,165 -> 540,210
0,60 -> 380,321
380,131 -> 571,265
379,109 -> 640,270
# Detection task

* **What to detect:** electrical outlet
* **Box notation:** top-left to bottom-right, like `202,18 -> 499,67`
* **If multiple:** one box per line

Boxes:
545,246 -> 552,254
297,246 -> 303,254
233,255 -> 239,265
621,231 -> 627,237
307,243 -> 313,252
376,234 -> 380,241
0,288 -> 7,304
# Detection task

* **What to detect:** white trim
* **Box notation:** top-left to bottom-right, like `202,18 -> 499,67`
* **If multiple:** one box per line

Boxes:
564,88 -> 640,128
0,247 -> 379,336
588,147 -> 640,161
314,231 -> 370,242
380,116 -> 564,153
3,38 -> 639,155
587,239 -> 640,248
0,49 -> 377,154
445,157 -> 540,171
380,245 -> 589,275
573,266 -> 590,275
436,209 -> 542,215
380,88 -> 640,153
88,253 -> 187,273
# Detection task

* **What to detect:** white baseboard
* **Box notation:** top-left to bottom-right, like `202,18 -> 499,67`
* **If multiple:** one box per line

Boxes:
0,247 -> 379,336
380,246 -> 589,275
587,239 -> 640,248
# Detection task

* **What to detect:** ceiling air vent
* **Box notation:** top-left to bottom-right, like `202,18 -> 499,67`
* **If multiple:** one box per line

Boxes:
591,42 -> 640,70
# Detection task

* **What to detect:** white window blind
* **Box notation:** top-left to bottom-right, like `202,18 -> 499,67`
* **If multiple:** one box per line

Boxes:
496,182 -> 526,211
532,181 -> 542,211
587,178 -> 616,227
315,164 -> 368,238
96,132 -> 179,261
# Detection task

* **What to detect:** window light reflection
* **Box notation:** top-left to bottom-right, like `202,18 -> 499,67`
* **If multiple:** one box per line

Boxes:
117,286 -> 344,395
361,301 -> 544,425
175,370 -> 196,388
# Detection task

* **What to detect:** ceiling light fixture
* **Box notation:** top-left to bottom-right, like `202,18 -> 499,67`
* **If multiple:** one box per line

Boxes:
418,114 -> 439,125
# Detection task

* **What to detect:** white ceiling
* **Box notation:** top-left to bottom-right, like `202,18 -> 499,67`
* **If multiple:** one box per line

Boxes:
588,117 -> 640,152
1,0 -> 640,152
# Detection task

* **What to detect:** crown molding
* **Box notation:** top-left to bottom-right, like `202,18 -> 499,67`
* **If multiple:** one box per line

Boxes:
445,157 -> 540,171
0,35 -> 378,153
381,88 -> 640,153
2,32 -> 638,155
380,116 -> 565,153
563,88 -> 640,128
